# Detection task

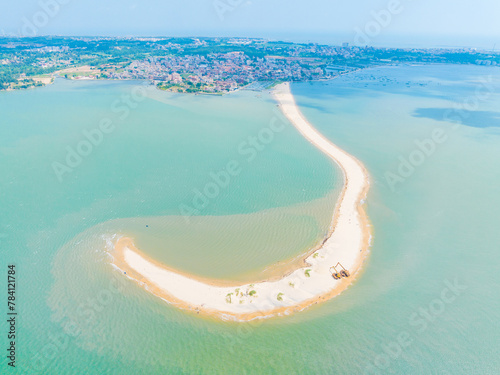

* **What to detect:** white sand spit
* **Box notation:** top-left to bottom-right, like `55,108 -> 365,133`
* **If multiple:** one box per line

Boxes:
112,82 -> 371,321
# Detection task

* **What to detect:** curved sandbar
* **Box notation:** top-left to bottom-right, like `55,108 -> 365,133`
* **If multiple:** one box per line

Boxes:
112,82 -> 371,321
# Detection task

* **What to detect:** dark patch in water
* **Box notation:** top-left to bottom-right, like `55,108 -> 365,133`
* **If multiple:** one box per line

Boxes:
413,108 -> 500,128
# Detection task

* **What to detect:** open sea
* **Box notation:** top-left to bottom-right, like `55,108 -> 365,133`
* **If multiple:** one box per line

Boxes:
1,64 -> 499,374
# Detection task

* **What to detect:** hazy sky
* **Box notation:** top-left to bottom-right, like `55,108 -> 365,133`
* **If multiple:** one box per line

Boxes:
1,0 -> 499,48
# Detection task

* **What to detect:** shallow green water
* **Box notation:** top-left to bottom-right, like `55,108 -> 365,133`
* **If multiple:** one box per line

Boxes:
1,65 -> 500,374
0,78 -> 339,374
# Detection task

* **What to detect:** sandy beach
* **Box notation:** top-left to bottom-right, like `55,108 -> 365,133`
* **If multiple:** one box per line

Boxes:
32,76 -> 54,85
111,82 -> 372,321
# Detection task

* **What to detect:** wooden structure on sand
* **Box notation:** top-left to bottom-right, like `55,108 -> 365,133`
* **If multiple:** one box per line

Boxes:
330,262 -> 350,279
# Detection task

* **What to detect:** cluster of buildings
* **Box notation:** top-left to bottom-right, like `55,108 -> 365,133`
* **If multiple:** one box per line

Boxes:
111,52 -> 338,92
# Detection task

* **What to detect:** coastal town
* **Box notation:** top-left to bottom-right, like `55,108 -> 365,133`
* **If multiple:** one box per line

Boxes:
1,36 -> 499,93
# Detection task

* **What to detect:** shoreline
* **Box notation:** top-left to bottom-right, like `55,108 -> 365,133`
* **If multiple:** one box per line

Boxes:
111,82 -> 372,321
0,68 -> 365,93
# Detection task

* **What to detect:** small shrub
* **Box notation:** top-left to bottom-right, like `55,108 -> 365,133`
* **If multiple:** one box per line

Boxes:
305,269 -> 311,277
277,293 -> 284,301
249,290 -> 257,296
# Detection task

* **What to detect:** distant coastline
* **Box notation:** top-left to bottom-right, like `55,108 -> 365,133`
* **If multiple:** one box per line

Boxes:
3,36 -> 497,93
111,82 -> 372,321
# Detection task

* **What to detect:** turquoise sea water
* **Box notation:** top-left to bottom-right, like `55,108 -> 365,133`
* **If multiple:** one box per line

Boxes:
1,65 -> 500,374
